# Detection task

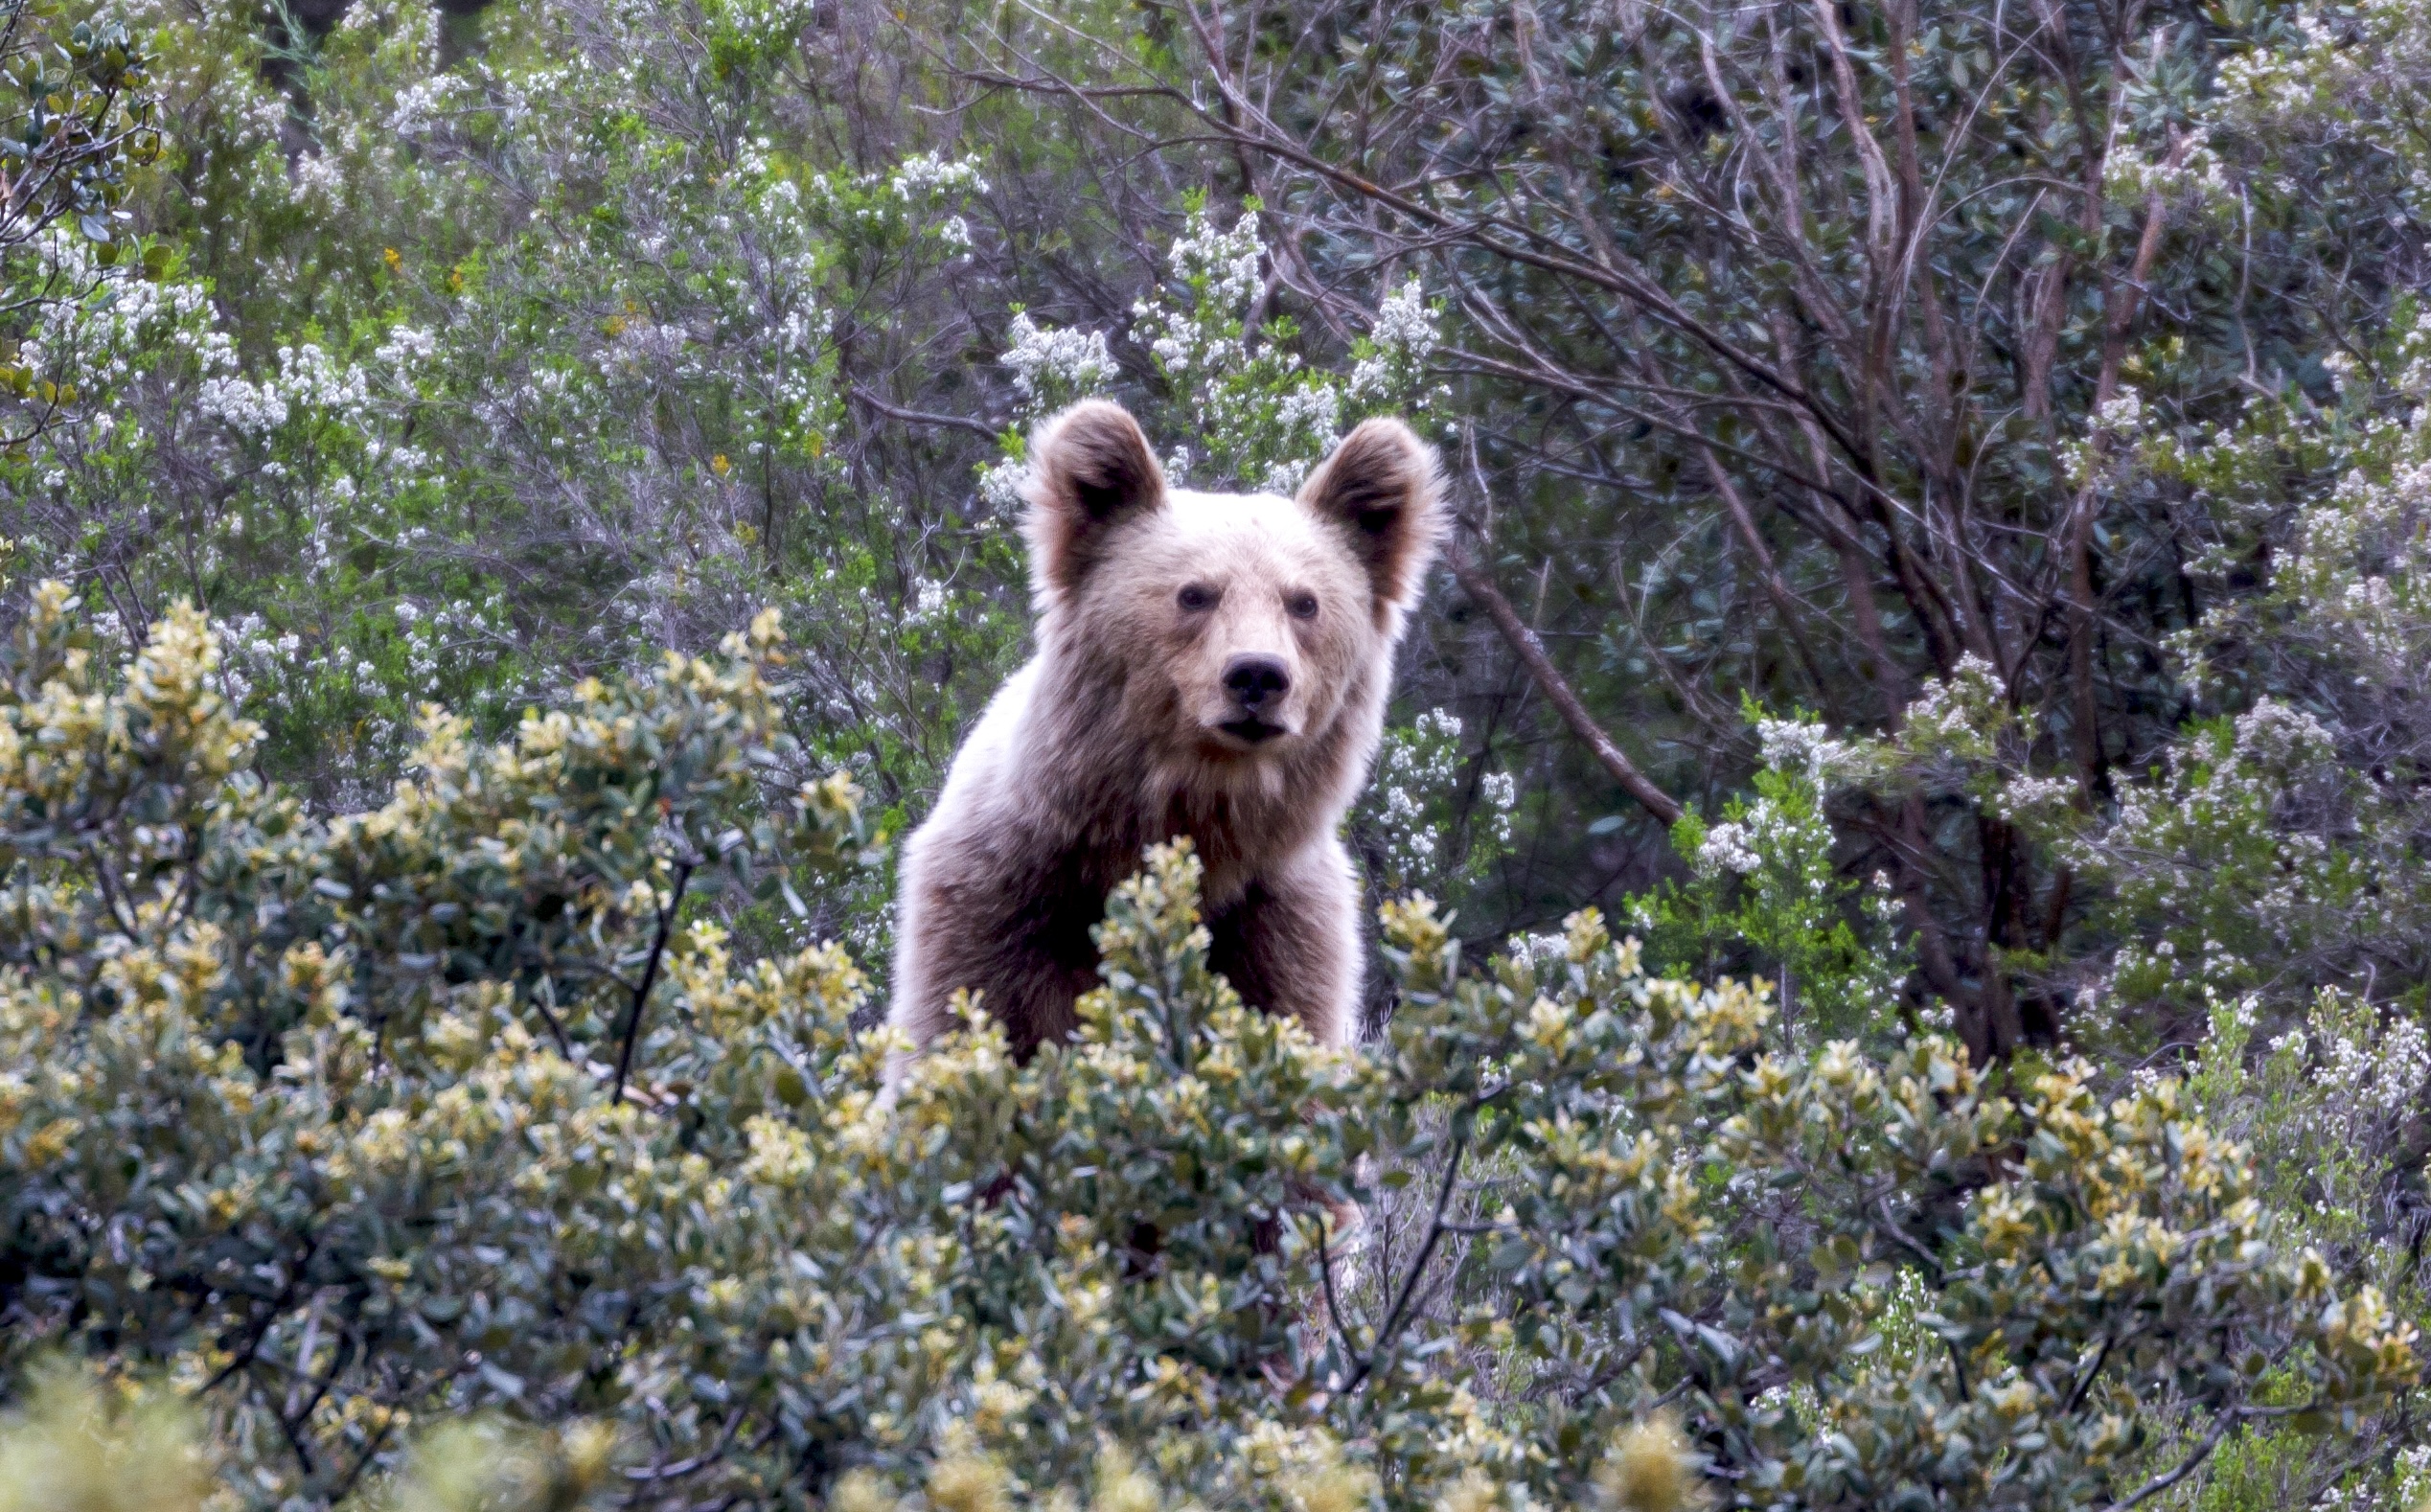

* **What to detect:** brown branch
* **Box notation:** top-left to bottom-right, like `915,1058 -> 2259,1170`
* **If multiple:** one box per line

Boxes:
2061,126 -> 2186,799
847,385 -> 1002,440
1449,543 -> 1684,828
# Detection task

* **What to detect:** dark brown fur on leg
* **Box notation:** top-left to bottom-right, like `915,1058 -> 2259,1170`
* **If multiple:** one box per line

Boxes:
1206,844 -> 1361,1049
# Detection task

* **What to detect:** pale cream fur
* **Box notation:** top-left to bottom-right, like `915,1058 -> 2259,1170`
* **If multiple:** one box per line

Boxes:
887,401 -> 1442,1078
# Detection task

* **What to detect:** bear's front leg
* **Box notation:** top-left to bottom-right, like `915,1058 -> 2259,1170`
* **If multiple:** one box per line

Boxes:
890,831 -> 1112,1078
1205,836 -> 1364,1049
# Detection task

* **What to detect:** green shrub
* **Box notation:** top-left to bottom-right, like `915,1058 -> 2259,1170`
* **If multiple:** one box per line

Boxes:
0,593 -> 2413,1511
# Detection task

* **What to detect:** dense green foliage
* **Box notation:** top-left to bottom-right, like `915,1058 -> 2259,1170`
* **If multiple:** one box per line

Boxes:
2,0 -> 2431,1504
0,599 -> 2418,1512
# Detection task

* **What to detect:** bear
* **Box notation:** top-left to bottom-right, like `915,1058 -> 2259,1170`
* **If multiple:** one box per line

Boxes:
886,399 -> 1442,1076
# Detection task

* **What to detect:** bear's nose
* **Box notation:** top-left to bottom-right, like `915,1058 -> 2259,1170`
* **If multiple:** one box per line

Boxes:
1222,653 -> 1292,711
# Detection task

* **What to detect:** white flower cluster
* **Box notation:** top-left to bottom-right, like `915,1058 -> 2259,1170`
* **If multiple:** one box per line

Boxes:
2213,6 -> 2394,148
1348,276 -> 1442,402
2268,990 -> 2431,1157
1897,653 -> 2009,764
196,375 -> 289,436
197,342 -> 376,439
978,456 -> 1026,516
1357,708 -> 1515,893
388,75 -> 470,137
888,152 -> 989,201
1690,782 -> 1838,900
862,151 -> 988,252
980,211 -> 1440,504
2092,386 -> 2144,436
2099,129 -> 2230,213
375,325 -> 439,369
1132,209 -> 1435,491
289,149 -> 347,207
1135,210 -> 1261,386
2272,443 -> 2431,682
1504,930 -> 1574,976
2232,697 -> 2337,768
2393,1443 -> 2431,1511
215,612 -> 303,710
1165,209 -> 1263,315
903,579 -> 952,627
236,88 -> 288,151
277,343 -> 374,420
1990,772 -> 2079,826
1000,311 -> 1114,407
697,0 -> 817,52
1695,819 -> 1762,878
1755,715 -> 1857,788
10,230 -> 215,432
392,592 -> 504,697
2060,385 -> 2149,487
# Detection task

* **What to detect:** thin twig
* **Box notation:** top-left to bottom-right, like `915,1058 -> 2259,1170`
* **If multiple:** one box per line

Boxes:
612,859 -> 695,1104
1334,1117 -> 1471,1397
2101,1408 -> 2243,1511
624,1408 -> 747,1481
2065,1332 -> 2117,1413
1873,1193 -> 1946,1279
1306,1208 -> 1352,1348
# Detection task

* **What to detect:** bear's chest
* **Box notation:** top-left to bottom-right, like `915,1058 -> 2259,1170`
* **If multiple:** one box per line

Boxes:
997,830 -> 1260,970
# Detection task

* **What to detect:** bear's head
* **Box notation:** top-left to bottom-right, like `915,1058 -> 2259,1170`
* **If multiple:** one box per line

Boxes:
1020,400 -> 1442,767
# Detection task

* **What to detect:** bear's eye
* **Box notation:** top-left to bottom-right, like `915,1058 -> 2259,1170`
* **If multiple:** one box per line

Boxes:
1178,584 -> 1218,612
1287,592 -> 1319,621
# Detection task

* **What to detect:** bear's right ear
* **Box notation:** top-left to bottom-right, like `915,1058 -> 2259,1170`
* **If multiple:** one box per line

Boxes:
1021,401 -> 1165,602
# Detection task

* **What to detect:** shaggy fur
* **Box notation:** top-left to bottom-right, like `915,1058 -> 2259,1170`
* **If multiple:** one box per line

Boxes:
888,401 -> 1442,1070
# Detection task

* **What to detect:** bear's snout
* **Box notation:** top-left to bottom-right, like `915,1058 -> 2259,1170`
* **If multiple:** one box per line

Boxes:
1222,653 -> 1292,708
1217,653 -> 1295,744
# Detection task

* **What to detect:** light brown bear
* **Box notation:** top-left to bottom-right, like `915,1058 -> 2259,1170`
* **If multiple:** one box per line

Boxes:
887,399 -> 1441,1072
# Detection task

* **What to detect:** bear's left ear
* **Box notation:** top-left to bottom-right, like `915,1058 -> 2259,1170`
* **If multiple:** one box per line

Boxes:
1298,418 -> 1444,616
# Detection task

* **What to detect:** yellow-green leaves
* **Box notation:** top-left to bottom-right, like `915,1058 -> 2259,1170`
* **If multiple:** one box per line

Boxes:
1594,1415 -> 1708,1512
0,1366 -> 208,1512
0,592 -> 2414,1512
